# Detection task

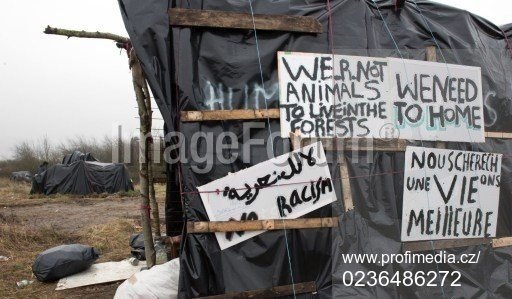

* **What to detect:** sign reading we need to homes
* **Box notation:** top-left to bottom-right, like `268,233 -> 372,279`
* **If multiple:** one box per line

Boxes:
277,51 -> 485,142
401,146 -> 502,241
197,142 -> 336,250
388,58 -> 484,142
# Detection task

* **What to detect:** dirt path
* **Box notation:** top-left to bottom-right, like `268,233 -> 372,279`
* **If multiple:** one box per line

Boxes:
3,198 -> 148,233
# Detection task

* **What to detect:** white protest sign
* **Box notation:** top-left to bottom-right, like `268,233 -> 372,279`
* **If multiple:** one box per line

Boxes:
277,52 -> 485,142
388,58 -> 484,142
401,146 -> 502,241
278,51 -> 390,139
198,142 -> 336,250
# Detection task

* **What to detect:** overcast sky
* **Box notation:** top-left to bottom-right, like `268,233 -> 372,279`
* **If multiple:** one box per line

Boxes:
0,1 -> 510,159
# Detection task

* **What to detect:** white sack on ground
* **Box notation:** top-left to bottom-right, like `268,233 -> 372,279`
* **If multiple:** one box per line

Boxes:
114,258 -> 179,299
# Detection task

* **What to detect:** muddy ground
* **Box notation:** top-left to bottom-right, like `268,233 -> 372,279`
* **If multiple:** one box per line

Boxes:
0,179 -> 165,298
3,197 -> 143,233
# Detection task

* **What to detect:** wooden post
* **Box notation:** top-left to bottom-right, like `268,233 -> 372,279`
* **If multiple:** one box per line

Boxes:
181,109 -> 279,122
44,26 -> 160,266
289,130 -> 302,150
287,131 -> 354,211
130,49 -> 156,267
426,45 -> 446,149
339,155 -> 354,211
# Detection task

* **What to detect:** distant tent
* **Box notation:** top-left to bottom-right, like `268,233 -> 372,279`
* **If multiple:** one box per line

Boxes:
10,171 -> 32,183
31,151 -> 133,195
61,151 -> 97,165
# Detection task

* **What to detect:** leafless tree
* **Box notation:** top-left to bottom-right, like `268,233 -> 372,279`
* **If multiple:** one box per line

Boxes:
44,26 -> 160,267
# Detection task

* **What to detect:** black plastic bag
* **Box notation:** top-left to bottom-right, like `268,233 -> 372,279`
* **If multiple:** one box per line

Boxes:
129,233 -> 146,260
32,244 -> 100,282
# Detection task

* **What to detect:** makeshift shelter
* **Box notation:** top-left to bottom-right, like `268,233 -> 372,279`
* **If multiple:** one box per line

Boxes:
61,151 -> 97,165
10,171 -> 32,183
119,0 -> 512,297
31,151 -> 133,195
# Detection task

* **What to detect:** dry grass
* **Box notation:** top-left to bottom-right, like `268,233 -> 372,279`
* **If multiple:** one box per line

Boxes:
0,214 -> 140,298
0,214 -> 79,298
0,177 -> 45,207
80,219 -> 138,262
0,177 -> 140,208
0,178 -> 166,298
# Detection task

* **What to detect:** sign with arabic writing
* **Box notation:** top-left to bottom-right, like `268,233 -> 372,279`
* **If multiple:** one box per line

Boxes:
197,142 -> 336,250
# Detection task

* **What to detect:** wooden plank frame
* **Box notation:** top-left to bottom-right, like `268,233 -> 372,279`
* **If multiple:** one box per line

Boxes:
180,109 -> 512,140
196,281 -> 316,299
187,217 -> 338,233
403,236 -> 512,252
178,46 -> 512,252
169,8 -> 322,34
291,135 -> 409,152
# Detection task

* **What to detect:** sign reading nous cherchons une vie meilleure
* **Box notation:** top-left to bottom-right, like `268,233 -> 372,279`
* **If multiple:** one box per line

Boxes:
401,146 -> 502,241
197,142 -> 336,250
278,51 -> 484,142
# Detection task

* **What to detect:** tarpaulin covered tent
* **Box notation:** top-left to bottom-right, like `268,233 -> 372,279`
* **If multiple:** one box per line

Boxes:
10,171 -> 32,183
61,151 -> 98,165
31,151 -> 133,195
119,0 -> 512,297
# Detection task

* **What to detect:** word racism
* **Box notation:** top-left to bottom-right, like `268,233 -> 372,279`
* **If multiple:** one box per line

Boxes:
198,142 -> 336,250
401,147 -> 502,241
278,52 -> 484,142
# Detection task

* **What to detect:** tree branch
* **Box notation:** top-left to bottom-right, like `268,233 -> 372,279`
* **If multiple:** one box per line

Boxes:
44,26 -> 129,43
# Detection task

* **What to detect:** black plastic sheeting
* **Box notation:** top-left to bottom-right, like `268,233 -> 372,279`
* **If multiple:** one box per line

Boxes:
31,156 -> 134,195
119,0 -> 512,297
61,150 -> 97,165
130,233 -> 147,260
10,171 -> 32,182
32,244 -> 100,282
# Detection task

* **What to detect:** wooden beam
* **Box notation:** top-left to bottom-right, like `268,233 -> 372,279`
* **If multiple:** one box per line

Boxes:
181,109 -> 279,122
339,156 -> 354,211
169,8 -> 322,34
402,238 -> 491,252
485,132 -> 512,139
180,109 -> 512,141
426,46 -> 448,150
289,130 -> 302,150
187,217 -> 338,233
425,45 -> 437,62
300,137 -> 408,152
197,281 -> 316,299
492,237 -> 512,248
